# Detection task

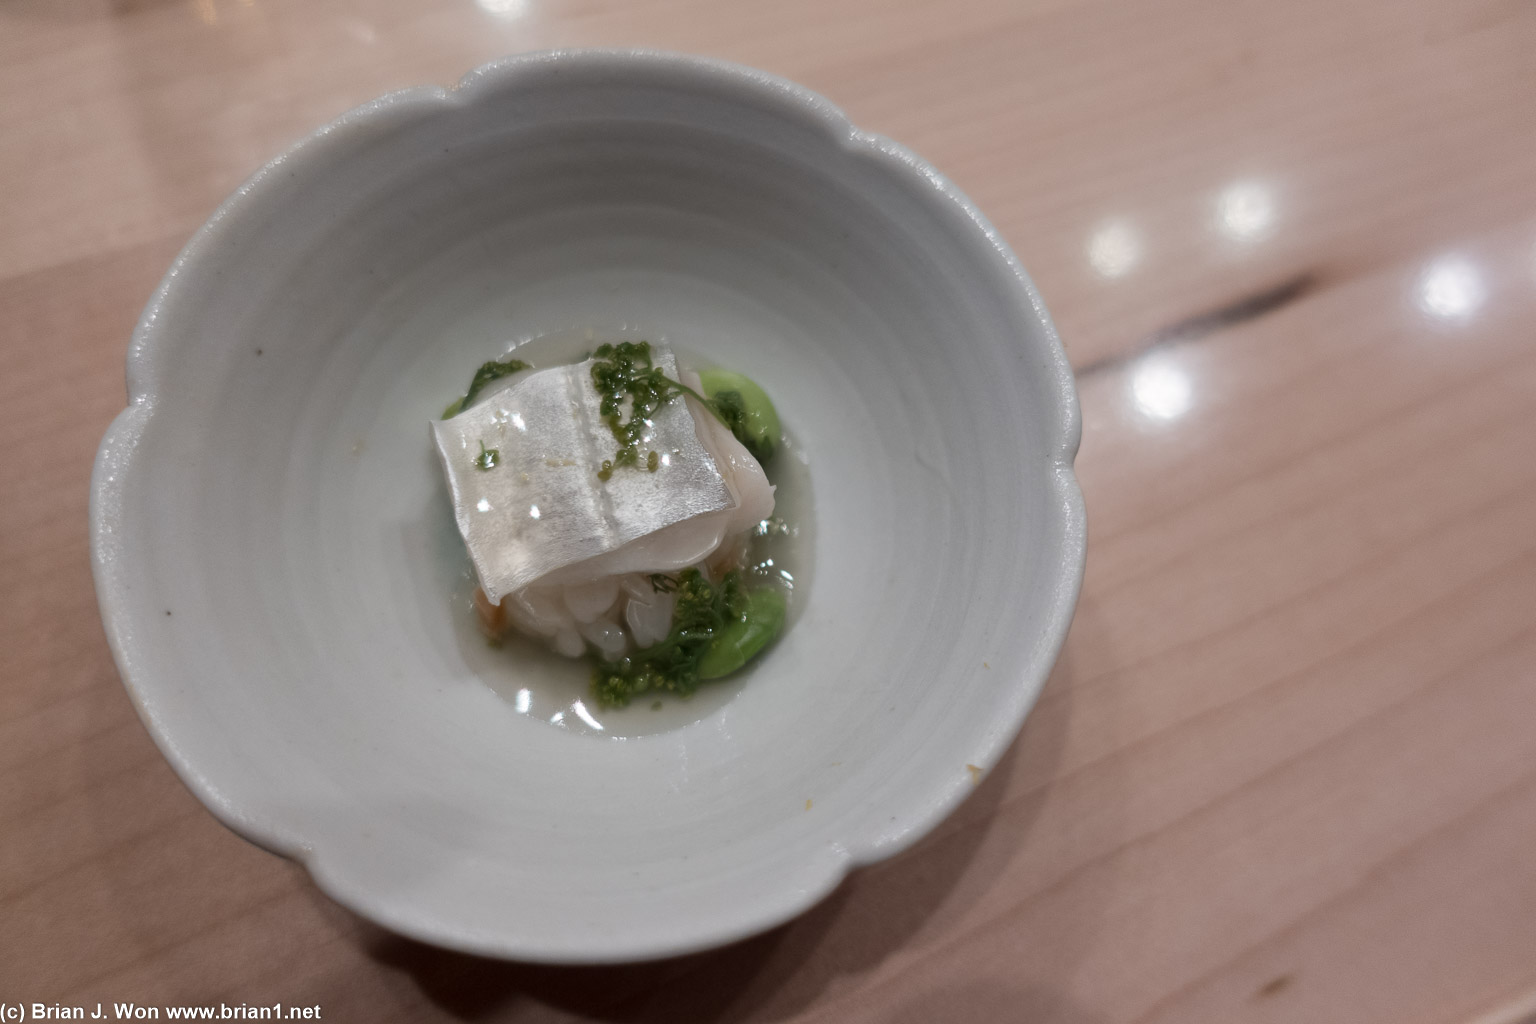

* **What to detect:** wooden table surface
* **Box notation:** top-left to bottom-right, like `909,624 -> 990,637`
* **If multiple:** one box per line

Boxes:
6,1 -> 1536,1021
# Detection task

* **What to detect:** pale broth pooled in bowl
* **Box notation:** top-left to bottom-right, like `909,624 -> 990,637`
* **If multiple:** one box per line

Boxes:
435,327 -> 814,737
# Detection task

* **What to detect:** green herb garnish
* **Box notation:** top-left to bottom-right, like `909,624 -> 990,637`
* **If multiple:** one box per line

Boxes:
590,568 -> 746,707
588,341 -> 779,479
588,341 -> 695,478
473,440 -> 499,471
442,357 -> 531,419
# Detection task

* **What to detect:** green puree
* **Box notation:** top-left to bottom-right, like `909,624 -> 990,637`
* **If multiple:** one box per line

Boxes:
696,585 -> 787,679
592,569 -> 787,708
698,368 -> 781,464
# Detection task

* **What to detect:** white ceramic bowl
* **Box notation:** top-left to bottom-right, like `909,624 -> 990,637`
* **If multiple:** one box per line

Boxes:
91,50 -> 1084,962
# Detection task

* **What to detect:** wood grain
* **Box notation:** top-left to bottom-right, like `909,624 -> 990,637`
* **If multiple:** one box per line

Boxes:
4,1 -> 1536,1021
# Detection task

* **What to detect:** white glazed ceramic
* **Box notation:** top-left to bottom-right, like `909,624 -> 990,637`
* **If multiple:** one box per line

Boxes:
90,50 -> 1084,963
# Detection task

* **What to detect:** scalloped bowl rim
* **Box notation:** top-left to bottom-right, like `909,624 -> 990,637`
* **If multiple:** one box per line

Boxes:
90,48 -> 1085,962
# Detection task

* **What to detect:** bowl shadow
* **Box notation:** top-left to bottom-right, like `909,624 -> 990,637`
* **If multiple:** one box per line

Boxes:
357,652 -> 1078,1023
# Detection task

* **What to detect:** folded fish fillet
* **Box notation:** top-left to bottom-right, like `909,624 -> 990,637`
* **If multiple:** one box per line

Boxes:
432,348 -> 738,604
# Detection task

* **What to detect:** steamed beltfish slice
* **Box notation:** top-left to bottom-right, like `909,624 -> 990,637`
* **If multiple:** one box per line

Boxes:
432,348 -> 737,603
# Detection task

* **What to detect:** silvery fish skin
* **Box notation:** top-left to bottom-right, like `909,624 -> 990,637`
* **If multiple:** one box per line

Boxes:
432,349 -> 736,603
